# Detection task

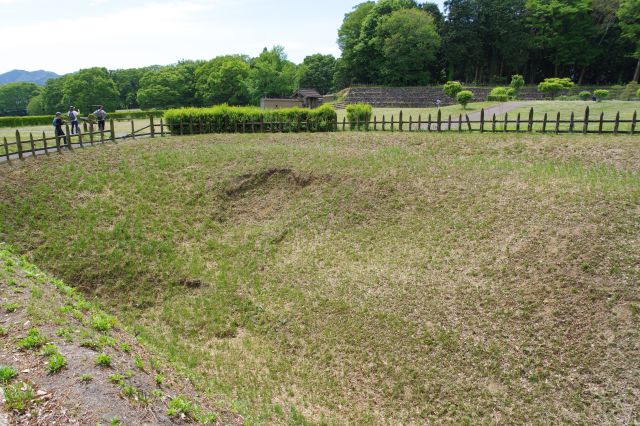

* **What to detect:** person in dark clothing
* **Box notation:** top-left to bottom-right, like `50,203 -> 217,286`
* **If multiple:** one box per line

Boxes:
68,106 -> 79,135
52,112 -> 67,145
93,105 -> 107,131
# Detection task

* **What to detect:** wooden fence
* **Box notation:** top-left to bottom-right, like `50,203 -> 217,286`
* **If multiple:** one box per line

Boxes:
1,106 -> 638,163
1,117 -> 169,162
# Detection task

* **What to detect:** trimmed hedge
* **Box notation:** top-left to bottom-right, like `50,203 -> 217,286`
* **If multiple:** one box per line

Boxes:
487,87 -> 509,102
578,91 -> 591,101
164,104 -> 337,134
346,103 -> 372,130
0,110 -> 164,128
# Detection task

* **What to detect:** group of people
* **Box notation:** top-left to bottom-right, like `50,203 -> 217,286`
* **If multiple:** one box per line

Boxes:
52,106 -> 108,142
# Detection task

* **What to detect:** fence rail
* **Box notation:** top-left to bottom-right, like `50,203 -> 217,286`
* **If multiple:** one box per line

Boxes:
1,106 -> 638,163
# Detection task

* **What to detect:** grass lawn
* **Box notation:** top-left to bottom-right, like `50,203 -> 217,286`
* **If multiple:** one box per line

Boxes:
1,132 -> 639,424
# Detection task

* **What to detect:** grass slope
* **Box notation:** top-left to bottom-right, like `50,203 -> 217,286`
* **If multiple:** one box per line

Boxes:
1,133 -> 639,424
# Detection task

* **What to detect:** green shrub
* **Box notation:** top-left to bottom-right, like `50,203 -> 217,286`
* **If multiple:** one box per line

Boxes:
488,87 -> 509,102
506,88 -> 517,98
18,328 -> 46,350
510,74 -> 525,92
346,103 -> 372,130
594,89 -> 609,102
578,91 -> 591,101
164,104 -> 337,134
443,81 -> 463,99
619,81 -> 638,101
537,78 -> 574,99
167,396 -> 193,417
90,313 -> 115,332
457,90 -> 474,109
0,365 -> 18,383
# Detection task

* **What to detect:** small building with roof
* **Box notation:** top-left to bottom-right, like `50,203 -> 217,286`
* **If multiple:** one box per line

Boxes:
261,88 -> 324,110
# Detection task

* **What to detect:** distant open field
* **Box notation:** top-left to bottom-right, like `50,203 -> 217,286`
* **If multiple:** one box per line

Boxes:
1,132 -> 639,424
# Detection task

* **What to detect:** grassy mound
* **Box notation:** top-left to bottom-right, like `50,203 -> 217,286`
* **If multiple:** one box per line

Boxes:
1,132 -> 639,424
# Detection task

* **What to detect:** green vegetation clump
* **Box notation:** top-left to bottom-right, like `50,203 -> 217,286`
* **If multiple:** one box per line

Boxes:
40,343 -> 59,356
80,374 -> 93,382
456,90 -> 473,109
488,87 -> 509,102
443,81 -> 463,99
346,103 -> 373,130
0,365 -> 18,383
537,77 -> 574,99
47,353 -> 67,374
90,312 -> 115,332
510,74 -> 525,94
594,89 -> 609,102
4,382 -> 35,412
164,104 -> 337,134
95,353 -> 112,368
0,111 -> 164,129
18,328 -> 46,350
4,301 -> 19,312
579,91 -> 591,101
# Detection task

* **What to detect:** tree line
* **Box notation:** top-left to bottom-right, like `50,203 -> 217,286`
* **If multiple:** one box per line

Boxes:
0,0 -> 638,116
337,0 -> 639,86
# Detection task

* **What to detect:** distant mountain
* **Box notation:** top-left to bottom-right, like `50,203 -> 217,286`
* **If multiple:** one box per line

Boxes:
0,69 -> 59,86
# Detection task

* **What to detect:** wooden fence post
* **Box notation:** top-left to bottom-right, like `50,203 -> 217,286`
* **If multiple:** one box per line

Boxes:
458,114 -> 462,132
16,130 -> 24,159
29,133 -> 35,156
109,119 -> 115,142
448,114 -> 452,131
65,124 -> 72,149
150,116 -> 155,138
437,109 -> 442,132
555,112 -> 561,134
83,121 -> 88,132
583,106 -> 589,134
614,112 -> 620,134
528,108 -> 534,132
427,114 -> 432,132
418,114 -> 422,131
160,118 -> 165,137
409,115 -> 412,132
503,113 -> 508,132
465,114 -> 472,131
382,115 -> 386,131
542,113 -> 548,133
42,131 -> 48,153
374,116 -> 377,131
569,112 -> 575,133
492,114 -> 496,132
342,117 -> 346,131
516,113 -> 521,133
131,120 -> 135,139
3,137 -> 9,160
399,111 -> 403,132
391,115 -> 394,132
89,123 -> 95,144
631,111 -> 637,135
77,127 -> 83,148
598,112 -> 604,134
479,109 -> 485,133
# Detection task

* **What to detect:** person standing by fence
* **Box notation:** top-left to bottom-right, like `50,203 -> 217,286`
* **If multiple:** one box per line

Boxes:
68,106 -> 79,134
53,112 -> 67,143
93,105 -> 107,131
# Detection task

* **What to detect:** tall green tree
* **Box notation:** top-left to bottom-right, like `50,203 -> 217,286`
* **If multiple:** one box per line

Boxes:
374,9 -> 441,85
298,54 -> 337,94
0,82 -> 41,116
63,67 -> 120,114
617,0 -> 640,82
337,2 -> 376,85
526,0 -> 597,77
137,62 -> 198,109
195,55 -> 251,106
247,46 -> 298,103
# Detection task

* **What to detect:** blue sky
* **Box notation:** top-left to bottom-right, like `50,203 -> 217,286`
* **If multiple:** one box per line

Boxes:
0,0 -> 445,74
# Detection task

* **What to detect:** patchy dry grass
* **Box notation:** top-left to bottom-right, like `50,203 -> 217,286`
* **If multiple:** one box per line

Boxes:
1,132 -> 639,424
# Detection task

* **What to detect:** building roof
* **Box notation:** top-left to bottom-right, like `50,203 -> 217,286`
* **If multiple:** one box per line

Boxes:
294,89 -> 322,98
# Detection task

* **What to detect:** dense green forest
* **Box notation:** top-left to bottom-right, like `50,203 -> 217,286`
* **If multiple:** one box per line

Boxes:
0,0 -> 638,116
